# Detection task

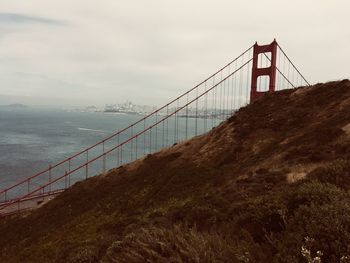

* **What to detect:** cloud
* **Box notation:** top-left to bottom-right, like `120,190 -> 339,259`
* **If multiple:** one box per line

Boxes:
0,12 -> 65,26
0,0 -> 349,107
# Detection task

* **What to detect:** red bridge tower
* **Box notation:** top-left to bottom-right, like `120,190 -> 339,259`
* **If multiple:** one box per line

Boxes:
250,39 -> 278,103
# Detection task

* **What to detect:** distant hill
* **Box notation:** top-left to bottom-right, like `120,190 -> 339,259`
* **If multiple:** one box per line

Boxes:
1,80 -> 350,263
0,103 -> 28,108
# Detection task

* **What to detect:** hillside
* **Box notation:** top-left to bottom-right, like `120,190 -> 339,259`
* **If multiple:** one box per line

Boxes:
1,80 -> 350,263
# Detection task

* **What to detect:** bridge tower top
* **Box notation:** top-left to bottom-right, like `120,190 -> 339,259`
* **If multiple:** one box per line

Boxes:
250,39 -> 278,103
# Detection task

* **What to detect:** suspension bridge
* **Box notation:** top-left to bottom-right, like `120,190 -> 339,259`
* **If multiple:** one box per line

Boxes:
0,40 -> 310,217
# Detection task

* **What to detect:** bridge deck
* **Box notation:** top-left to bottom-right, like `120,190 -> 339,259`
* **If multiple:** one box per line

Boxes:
1,191 -> 63,217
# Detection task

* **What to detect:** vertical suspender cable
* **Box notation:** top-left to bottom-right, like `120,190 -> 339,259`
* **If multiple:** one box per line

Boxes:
239,56 -> 243,108
176,99 -> 179,142
166,105 -> 169,147
130,127 -> 133,161
227,64 -> 231,117
155,111 -> 158,151
86,150 -> 89,178
186,93 -> 189,139
102,142 -> 106,173
246,60 -> 250,105
117,133 -> 120,167
162,109 -> 165,147
220,70 -> 223,119
195,87 -> 198,135
143,119 -> 146,155
204,81 -> 207,132
212,76 -> 215,128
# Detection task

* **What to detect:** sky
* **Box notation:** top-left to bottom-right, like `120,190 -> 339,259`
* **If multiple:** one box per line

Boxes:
0,0 -> 349,107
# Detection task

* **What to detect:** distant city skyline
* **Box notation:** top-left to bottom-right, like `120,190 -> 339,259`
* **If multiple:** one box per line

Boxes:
0,0 -> 349,107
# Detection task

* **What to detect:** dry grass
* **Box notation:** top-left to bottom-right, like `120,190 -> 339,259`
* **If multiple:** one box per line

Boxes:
101,225 -> 240,263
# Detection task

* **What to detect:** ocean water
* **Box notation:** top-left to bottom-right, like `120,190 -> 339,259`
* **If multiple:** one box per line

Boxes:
0,107 -> 141,189
0,107 -> 221,195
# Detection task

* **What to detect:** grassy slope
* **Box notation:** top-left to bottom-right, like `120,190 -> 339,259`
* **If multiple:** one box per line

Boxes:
1,80 -> 350,262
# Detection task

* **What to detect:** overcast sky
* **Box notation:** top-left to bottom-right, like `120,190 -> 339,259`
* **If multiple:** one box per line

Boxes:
0,0 -> 349,107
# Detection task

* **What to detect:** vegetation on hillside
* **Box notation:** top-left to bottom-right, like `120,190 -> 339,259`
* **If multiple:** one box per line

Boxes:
0,80 -> 350,262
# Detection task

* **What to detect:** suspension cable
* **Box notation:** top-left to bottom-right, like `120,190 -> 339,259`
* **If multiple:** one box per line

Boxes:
277,44 -> 310,86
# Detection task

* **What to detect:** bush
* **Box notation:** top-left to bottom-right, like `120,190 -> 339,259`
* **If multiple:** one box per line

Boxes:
273,201 -> 350,263
283,181 -> 346,215
307,159 -> 350,189
101,225 -> 241,263
229,181 -> 350,262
